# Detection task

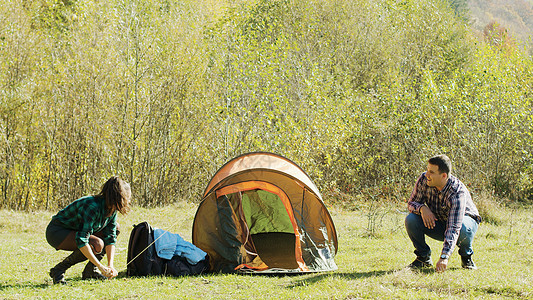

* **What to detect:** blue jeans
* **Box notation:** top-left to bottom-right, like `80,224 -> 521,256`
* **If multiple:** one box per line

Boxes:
405,213 -> 478,258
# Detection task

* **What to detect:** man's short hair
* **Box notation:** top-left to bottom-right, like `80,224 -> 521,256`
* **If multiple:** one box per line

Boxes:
428,154 -> 452,174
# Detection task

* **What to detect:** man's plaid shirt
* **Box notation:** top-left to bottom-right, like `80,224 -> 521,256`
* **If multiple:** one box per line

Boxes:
408,172 -> 481,256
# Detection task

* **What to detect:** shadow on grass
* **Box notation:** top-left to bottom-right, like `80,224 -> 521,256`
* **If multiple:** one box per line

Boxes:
285,269 -> 394,288
0,282 -> 50,291
1,271 -> 134,291
284,266 -> 448,288
0,276 -> 108,290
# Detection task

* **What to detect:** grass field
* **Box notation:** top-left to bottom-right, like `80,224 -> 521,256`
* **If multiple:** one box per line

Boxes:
1,201 -> 532,299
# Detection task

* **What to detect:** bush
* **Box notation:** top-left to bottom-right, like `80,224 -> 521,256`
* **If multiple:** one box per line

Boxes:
0,0 -> 531,210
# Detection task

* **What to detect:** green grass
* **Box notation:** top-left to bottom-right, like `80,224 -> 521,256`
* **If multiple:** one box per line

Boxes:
1,202 -> 532,299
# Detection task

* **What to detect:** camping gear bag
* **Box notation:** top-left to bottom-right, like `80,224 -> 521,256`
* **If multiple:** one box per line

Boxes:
166,254 -> 210,276
127,221 -> 164,276
127,221 -> 210,277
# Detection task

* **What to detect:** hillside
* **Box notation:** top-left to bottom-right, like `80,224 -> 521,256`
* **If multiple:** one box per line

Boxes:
467,0 -> 533,47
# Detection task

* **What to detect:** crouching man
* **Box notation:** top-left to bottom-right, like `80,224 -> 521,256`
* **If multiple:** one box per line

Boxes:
405,155 -> 482,272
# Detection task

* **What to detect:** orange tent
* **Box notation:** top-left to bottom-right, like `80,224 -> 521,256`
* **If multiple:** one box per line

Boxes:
192,152 -> 338,273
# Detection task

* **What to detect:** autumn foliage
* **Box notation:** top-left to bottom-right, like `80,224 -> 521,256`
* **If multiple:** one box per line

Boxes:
1,0 -> 532,210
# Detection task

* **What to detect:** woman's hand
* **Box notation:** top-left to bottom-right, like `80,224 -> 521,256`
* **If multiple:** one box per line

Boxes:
80,245 -> 115,279
97,264 -> 118,279
104,245 -> 118,279
108,266 -> 118,279
97,264 -> 113,278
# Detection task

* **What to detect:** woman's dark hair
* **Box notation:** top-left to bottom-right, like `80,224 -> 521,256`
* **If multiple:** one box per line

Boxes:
97,176 -> 131,216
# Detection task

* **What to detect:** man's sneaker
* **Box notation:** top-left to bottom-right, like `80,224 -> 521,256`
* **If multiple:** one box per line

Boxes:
407,256 -> 433,269
461,255 -> 477,270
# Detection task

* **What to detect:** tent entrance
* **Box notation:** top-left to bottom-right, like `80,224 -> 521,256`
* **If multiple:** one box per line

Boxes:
216,181 -> 307,271
250,232 -> 298,269
242,189 -> 298,269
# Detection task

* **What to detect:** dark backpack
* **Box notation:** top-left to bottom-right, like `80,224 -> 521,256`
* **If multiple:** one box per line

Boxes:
126,222 -> 164,276
127,221 -> 210,277
166,253 -> 210,276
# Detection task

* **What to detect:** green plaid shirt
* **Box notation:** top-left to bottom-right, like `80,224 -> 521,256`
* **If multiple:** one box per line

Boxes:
52,195 -> 118,249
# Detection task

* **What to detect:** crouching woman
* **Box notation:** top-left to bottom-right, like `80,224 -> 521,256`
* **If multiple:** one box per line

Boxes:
45,176 -> 131,284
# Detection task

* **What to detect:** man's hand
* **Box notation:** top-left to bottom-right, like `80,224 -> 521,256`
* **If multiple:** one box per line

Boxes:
420,205 -> 437,229
436,258 -> 448,272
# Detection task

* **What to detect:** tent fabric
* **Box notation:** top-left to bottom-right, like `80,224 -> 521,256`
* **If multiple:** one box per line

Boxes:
241,190 -> 293,235
192,152 -> 338,274
218,183 -> 294,234
203,152 -> 322,199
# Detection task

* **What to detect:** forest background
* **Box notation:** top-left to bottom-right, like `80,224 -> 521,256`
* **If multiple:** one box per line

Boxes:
1,0 -> 532,211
